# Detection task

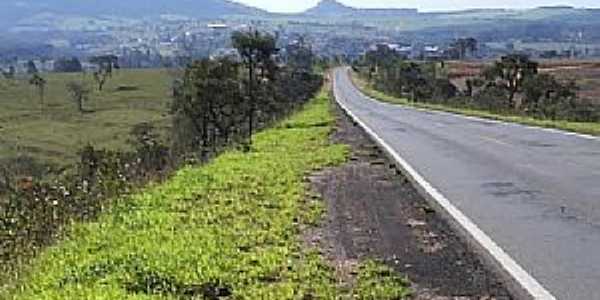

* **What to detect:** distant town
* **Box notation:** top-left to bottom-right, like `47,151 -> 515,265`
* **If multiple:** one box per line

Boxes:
2,0 -> 600,75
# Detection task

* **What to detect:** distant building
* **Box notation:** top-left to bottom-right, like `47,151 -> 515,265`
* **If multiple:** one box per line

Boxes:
207,23 -> 228,30
210,48 -> 240,61
423,46 -> 443,60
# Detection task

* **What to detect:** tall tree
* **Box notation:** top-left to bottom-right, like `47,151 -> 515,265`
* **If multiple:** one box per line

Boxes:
482,54 -> 538,108
171,58 -> 242,158
287,36 -> 314,75
232,29 -> 279,146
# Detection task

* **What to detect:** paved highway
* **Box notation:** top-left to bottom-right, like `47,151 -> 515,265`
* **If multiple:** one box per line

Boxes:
333,68 -> 600,300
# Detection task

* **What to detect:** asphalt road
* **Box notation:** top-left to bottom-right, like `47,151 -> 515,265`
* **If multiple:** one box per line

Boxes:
333,68 -> 600,300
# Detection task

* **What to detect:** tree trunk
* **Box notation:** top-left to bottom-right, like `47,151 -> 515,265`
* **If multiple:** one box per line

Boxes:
39,88 -> 44,116
247,57 -> 256,147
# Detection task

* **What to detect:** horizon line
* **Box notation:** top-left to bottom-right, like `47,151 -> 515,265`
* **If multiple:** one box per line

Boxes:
232,1 -> 599,14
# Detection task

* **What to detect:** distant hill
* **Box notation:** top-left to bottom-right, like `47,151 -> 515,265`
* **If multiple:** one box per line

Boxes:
0,0 -> 265,28
303,0 -> 355,15
303,0 -> 417,17
2,0 -> 600,45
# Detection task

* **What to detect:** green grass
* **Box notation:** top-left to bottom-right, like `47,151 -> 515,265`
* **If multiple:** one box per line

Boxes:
4,89 -> 410,299
353,261 -> 411,300
351,72 -> 600,136
0,69 -> 172,166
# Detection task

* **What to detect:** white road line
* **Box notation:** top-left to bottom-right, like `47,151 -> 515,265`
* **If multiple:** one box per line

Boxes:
333,72 -> 557,300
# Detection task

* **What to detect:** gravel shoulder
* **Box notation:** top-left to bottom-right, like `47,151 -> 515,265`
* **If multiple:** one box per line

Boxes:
309,103 -> 514,299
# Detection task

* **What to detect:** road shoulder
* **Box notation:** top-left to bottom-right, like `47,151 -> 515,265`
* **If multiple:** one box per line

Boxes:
309,103 -> 513,299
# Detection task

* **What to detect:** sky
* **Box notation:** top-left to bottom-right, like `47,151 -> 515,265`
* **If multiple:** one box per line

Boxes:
235,0 -> 600,13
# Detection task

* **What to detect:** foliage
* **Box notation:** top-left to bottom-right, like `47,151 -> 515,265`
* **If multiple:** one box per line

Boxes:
127,123 -> 172,177
28,74 -> 47,114
353,261 -> 411,300
54,57 -> 83,73
171,58 -> 244,158
2,36 -> 323,291
1,31 -> 412,298
482,54 -> 539,107
172,51 -> 322,157
357,52 -> 456,103
286,37 -> 315,75
4,90 -> 412,299
90,55 -> 119,91
232,29 -> 279,145
0,139 -> 174,288
359,53 -> 599,124
353,72 -> 600,136
469,83 -> 510,112
4,90 -> 349,299
362,44 -> 405,81
0,69 -> 173,285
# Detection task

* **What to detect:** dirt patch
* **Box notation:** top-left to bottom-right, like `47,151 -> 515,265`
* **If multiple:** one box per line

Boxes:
309,104 -> 513,299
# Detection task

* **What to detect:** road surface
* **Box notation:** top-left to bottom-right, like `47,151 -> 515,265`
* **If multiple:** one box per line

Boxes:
333,68 -> 600,300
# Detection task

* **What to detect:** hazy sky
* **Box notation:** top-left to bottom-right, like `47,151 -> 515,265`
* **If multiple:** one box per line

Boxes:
235,0 -> 600,13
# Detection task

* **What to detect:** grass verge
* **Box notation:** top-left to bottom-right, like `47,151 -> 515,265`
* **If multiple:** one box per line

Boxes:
4,88 -> 410,299
351,72 -> 600,136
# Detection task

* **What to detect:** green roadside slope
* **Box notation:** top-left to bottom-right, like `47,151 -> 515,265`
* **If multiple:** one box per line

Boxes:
5,89 -> 410,299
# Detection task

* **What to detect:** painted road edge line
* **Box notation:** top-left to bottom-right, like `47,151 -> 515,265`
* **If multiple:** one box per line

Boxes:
333,72 -> 557,300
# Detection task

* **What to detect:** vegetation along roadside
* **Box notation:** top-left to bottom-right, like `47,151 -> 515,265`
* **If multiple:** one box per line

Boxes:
2,87 -> 412,299
0,30 -> 322,290
352,54 -> 600,136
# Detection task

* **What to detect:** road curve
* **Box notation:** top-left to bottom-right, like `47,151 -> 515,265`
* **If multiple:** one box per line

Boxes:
333,68 -> 600,300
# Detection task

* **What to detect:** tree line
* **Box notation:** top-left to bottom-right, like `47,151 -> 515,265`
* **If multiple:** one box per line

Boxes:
355,49 -> 600,123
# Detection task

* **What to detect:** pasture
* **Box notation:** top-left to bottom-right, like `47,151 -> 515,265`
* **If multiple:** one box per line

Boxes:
0,69 -> 173,169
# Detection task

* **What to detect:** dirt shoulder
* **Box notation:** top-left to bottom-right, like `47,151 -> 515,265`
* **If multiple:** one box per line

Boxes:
309,104 -> 513,299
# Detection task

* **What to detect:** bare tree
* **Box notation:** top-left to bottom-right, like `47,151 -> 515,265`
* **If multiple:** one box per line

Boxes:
93,69 -> 110,91
66,81 -> 91,113
90,55 -> 119,91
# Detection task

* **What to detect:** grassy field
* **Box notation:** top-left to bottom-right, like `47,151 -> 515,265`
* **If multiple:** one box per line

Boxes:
352,71 -> 600,136
3,89 -> 410,299
0,69 -> 172,167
